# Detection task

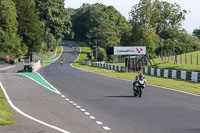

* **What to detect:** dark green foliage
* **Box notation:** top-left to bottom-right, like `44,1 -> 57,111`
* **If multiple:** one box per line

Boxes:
13,0 -> 43,53
96,47 -> 106,61
87,21 -> 120,49
193,28 -> 200,39
35,0 -> 71,50
0,0 -> 24,56
72,3 -> 128,41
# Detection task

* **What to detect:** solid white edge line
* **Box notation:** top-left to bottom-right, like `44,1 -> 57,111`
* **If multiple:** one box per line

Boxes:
0,82 -> 71,133
19,73 -> 61,95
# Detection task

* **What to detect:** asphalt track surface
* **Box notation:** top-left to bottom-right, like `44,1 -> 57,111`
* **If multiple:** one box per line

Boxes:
39,44 -> 200,133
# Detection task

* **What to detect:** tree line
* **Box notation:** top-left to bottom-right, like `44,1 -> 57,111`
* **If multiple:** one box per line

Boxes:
0,0 -> 71,58
0,0 -> 200,61
70,0 -> 200,61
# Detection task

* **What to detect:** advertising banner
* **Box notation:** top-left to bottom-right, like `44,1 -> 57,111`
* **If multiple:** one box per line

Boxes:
114,46 -> 146,55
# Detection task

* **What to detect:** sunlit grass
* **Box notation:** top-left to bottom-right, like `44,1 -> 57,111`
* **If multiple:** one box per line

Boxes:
0,88 -> 15,125
150,51 -> 200,72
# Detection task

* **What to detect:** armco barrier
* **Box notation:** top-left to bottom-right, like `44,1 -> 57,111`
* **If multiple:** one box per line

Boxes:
144,66 -> 200,82
92,62 -> 125,72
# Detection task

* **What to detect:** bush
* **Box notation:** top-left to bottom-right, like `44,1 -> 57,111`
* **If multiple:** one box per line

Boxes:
97,47 -> 106,61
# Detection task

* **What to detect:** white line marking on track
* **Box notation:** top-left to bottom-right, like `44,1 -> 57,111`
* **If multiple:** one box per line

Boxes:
89,116 -> 96,120
76,106 -> 81,108
69,101 -> 74,104
72,103 -> 77,106
0,82 -> 71,133
61,95 -> 65,98
65,98 -> 70,101
20,73 -> 61,94
103,126 -> 111,131
96,121 -> 103,125
80,109 -> 86,112
84,112 -> 90,115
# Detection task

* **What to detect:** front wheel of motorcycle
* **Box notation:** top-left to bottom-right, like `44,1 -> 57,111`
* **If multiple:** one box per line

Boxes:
133,88 -> 137,97
138,87 -> 142,97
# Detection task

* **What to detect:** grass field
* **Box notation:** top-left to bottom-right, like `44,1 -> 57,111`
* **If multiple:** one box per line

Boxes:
0,87 -> 15,125
71,41 -> 200,95
149,51 -> 200,72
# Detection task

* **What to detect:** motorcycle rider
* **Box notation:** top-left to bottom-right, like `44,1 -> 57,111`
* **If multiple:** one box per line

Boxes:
133,72 -> 147,89
60,58 -> 65,65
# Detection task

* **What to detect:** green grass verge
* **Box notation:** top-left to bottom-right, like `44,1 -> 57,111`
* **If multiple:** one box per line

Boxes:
71,41 -> 200,95
149,51 -> 200,72
0,88 -> 15,125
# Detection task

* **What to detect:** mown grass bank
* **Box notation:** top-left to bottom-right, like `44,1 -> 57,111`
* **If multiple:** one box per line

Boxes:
149,51 -> 200,72
71,41 -> 200,95
0,87 -> 15,125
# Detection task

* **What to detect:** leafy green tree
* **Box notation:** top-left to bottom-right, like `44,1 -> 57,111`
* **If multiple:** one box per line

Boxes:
96,47 -> 106,61
153,0 -> 187,39
72,3 -> 128,40
129,0 -> 159,55
87,20 -> 120,49
35,0 -> 71,50
193,28 -> 200,39
0,0 -> 24,56
13,0 -> 44,54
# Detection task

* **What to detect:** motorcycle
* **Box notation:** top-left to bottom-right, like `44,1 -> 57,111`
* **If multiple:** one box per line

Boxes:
60,60 -> 64,65
133,78 -> 145,97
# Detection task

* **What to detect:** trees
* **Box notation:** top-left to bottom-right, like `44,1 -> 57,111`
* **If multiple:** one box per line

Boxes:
0,0 -> 24,56
13,0 -> 43,54
129,0 -> 160,55
35,0 -> 71,50
87,21 -> 120,49
129,0 -> 190,55
153,0 -> 187,39
193,28 -> 200,39
71,3 -> 128,41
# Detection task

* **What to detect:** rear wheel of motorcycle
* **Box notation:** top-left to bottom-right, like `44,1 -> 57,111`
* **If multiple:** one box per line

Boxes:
138,88 -> 142,97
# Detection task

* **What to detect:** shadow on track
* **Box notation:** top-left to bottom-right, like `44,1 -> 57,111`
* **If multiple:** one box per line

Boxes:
104,95 -> 136,98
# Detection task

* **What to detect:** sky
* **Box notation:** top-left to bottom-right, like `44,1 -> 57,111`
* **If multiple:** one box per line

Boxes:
64,0 -> 200,34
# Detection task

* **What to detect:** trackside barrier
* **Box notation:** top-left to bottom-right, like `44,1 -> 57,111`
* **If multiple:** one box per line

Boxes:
144,66 -> 200,83
92,62 -> 125,72
39,48 -> 57,61
32,60 -> 42,72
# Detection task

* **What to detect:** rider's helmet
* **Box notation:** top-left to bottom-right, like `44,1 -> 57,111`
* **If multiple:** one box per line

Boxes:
138,72 -> 143,79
